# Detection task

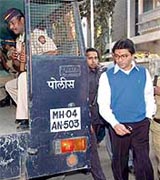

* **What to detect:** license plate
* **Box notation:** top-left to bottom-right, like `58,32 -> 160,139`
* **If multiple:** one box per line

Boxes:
50,107 -> 81,132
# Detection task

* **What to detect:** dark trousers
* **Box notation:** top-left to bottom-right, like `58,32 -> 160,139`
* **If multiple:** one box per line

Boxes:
92,124 -> 106,144
90,131 -> 106,180
109,118 -> 154,180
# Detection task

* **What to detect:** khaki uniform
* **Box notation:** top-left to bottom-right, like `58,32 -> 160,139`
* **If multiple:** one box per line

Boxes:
150,77 -> 160,178
6,30 -> 57,120
5,33 -> 28,119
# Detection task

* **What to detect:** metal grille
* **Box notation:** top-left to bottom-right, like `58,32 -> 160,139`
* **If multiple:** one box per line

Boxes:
29,0 -> 80,56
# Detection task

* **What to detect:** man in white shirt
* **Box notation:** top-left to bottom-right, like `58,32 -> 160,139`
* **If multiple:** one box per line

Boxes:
97,39 -> 155,180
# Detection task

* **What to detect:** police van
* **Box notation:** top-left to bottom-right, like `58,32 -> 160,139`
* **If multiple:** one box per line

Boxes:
0,0 -> 91,179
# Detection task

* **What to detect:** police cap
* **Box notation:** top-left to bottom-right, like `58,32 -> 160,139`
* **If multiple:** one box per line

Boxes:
3,8 -> 24,23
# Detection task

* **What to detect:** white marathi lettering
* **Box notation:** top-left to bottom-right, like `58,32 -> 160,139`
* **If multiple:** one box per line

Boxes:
47,77 -> 57,89
47,77 -> 75,90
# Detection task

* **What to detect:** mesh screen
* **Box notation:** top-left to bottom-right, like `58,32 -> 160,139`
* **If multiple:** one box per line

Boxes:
29,0 -> 80,56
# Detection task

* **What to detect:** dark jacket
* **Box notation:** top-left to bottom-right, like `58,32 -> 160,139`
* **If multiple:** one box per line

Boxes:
89,66 -> 106,125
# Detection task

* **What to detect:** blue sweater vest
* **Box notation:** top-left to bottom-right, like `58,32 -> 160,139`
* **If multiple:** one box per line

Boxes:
107,66 -> 146,123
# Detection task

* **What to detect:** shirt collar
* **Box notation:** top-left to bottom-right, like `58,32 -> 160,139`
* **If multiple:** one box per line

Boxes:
114,60 -> 139,74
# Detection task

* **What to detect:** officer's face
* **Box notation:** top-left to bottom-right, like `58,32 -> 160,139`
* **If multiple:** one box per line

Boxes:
8,16 -> 24,35
86,51 -> 99,70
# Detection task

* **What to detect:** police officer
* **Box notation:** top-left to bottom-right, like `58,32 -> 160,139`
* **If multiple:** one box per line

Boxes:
86,47 -> 107,144
86,48 -> 106,180
3,8 -> 57,130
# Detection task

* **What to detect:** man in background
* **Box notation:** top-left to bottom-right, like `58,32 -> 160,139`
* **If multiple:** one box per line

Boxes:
0,36 -> 16,107
86,47 -> 106,180
86,47 -> 107,144
150,75 -> 160,179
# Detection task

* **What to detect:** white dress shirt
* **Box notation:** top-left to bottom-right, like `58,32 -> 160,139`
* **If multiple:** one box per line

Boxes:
97,61 -> 156,128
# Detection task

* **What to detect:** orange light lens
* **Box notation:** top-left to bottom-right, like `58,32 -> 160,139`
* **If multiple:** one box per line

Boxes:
61,137 -> 87,153
74,138 -> 87,151
61,139 -> 74,153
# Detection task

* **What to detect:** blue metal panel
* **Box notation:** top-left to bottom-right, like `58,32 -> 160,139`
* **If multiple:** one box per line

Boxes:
0,0 -> 90,178
27,55 -> 90,178
0,133 -> 28,179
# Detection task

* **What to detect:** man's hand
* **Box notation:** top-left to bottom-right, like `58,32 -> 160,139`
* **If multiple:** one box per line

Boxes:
90,125 -> 94,134
7,47 -> 18,61
19,45 -> 26,63
43,50 -> 58,55
8,46 -> 26,72
19,45 -> 26,72
114,124 -> 132,136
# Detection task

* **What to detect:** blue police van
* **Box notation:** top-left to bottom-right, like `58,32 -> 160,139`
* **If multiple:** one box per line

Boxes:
0,0 -> 91,179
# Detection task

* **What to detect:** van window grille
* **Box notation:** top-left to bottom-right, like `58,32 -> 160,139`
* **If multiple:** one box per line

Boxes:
29,0 -> 81,56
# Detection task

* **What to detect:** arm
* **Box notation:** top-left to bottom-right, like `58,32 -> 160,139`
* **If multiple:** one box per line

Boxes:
19,44 -> 26,72
97,72 -> 131,135
7,47 -> 20,72
43,49 -> 58,55
7,45 -> 26,72
97,72 -> 118,127
144,69 -> 156,118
